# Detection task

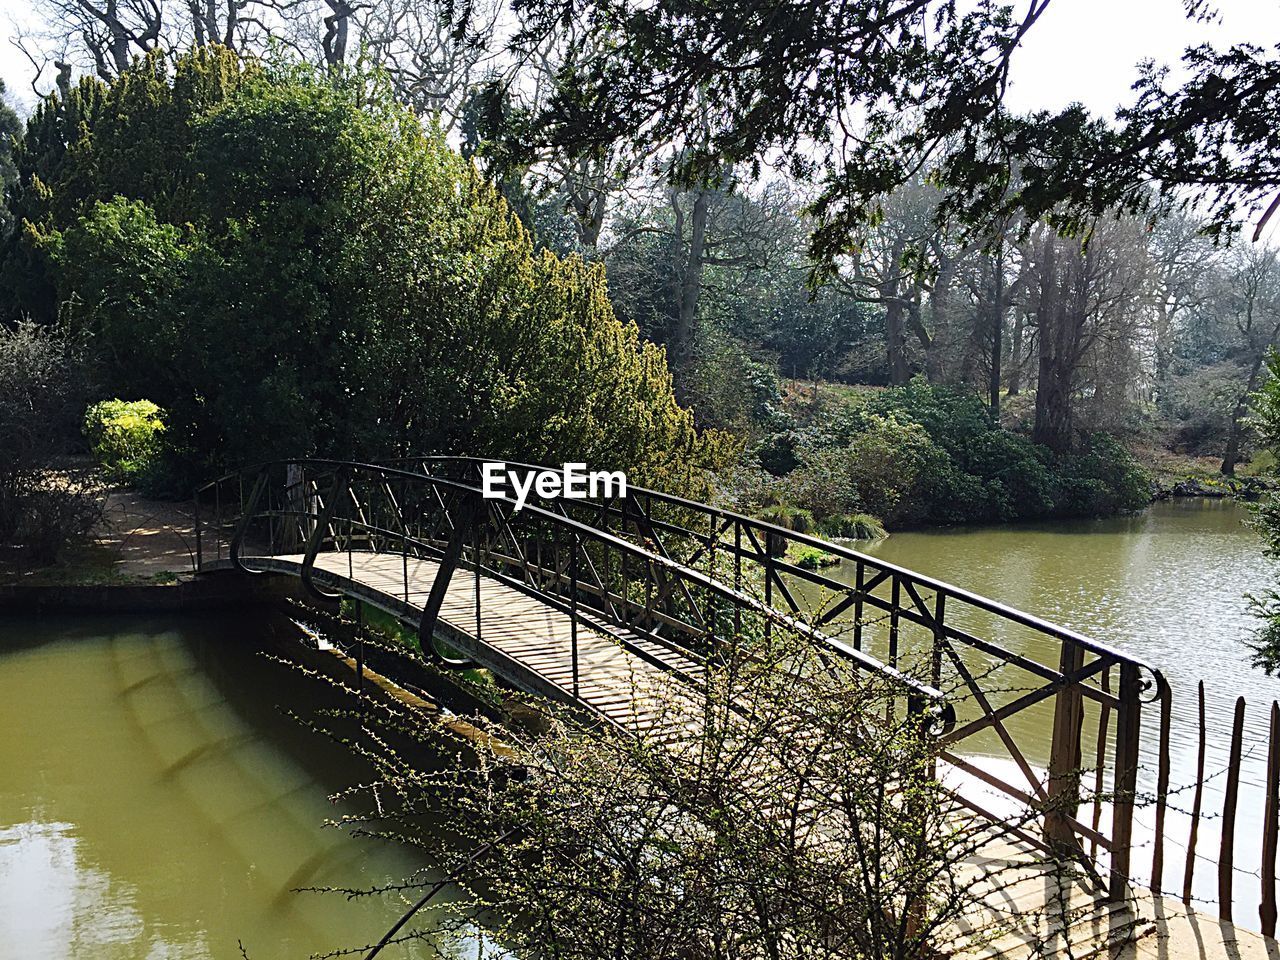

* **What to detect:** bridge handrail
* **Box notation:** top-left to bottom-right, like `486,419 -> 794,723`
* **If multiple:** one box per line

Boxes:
394,455 -> 1162,680
197,455 -> 1163,684
206,459 -> 948,707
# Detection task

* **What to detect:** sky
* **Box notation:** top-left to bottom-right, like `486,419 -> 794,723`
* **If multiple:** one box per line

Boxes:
0,0 -> 1275,115
1001,0 -> 1280,115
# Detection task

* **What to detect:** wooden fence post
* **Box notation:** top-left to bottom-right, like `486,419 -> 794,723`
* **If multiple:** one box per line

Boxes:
1220,696 -> 1246,922
1182,681 -> 1208,904
1151,688 -> 1172,895
1109,661 -> 1142,900
1045,640 -> 1086,852
1261,700 -> 1280,937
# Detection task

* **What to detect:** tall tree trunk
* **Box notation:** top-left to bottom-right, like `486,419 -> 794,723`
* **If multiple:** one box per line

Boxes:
1034,355 -> 1075,454
1153,298 -> 1173,406
671,187 -> 710,373
884,238 -> 909,385
886,298 -> 910,384
323,0 -> 352,65
989,242 -> 1005,420
1222,350 -> 1270,476
1007,305 -> 1026,396
926,254 -> 953,382
1032,240 -> 1076,453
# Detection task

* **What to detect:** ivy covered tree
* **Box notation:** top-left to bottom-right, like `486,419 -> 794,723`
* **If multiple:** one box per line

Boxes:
6,48 -> 732,493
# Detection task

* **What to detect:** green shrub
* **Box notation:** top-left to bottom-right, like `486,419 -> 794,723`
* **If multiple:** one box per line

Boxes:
770,380 -> 1152,527
785,543 -> 841,570
84,399 -> 166,484
777,445 -> 862,519
1053,433 -> 1151,516
753,430 -> 801,475
757,503 -> 815,556
817,512 -> 886,540
756,504 -> 815,534
965,431 -> 1057,520
841,412 -> 941,526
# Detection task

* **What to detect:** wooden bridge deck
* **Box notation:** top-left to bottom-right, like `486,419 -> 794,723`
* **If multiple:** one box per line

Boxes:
266,550 -> 700,736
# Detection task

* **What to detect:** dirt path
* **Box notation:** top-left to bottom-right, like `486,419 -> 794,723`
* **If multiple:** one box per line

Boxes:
93,489 -> 198,577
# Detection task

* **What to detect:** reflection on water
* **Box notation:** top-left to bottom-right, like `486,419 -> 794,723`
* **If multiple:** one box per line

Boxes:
854,498 -> 1280,918
0,616 -> 438,959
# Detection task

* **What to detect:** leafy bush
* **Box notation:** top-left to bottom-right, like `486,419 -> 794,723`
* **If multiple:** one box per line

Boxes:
756,504 -> 815,534
1053,433 -> 1151,516
761,381 -> 1152,528
753,430 -> 801,475
839,412 -> 942,526
682,322 -> 783,433
866,379 -> 995,458
777,445 -> 862,519
756,503 -> 815,556
0,321 -> 98,561
817,512 -> 886,540
965,431 -> 1057,520
84,399 -> 166,484
19,50 -> 731,498
15,478 -> 105,565
785,543 -> 841,569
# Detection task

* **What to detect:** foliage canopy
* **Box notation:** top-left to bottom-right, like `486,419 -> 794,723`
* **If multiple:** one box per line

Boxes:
5,48 -> 732,493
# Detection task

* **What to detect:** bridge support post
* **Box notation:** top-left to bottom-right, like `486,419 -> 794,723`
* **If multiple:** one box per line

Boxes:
300,466 -> 347,601
229,468 -> 269,574
1045,639 -> 1085,856
419,498 -> 478,663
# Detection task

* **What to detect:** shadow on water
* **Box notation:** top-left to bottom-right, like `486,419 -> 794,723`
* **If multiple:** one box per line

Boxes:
0,609 -> 457,960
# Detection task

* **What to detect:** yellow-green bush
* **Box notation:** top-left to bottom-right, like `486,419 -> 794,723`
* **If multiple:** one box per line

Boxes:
84,399 -> 165,483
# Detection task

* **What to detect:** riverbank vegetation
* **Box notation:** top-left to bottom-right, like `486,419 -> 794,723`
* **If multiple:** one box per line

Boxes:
735,380 -> 1151,529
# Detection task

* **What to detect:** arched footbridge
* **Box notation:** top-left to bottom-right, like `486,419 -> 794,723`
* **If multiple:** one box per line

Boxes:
195,457 -> 1168,919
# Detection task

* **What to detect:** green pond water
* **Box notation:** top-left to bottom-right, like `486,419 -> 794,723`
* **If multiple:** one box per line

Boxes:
2,498 -> 1277,953
0,614 -> 448,960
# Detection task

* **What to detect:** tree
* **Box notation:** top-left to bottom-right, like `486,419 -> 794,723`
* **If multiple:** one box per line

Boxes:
835,178 -> 940,386
1148,213 -> 1217,404
0,82 -> 22,216
15,50 -> 732,493
1021,220 -> 1150,454
1217,246 -> 1280,475
949,32 -> 1280,247
506,0 -> 1280,277
15,0 -> 265,83
2,46 -> 258,325
509,0 -> 1055,270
